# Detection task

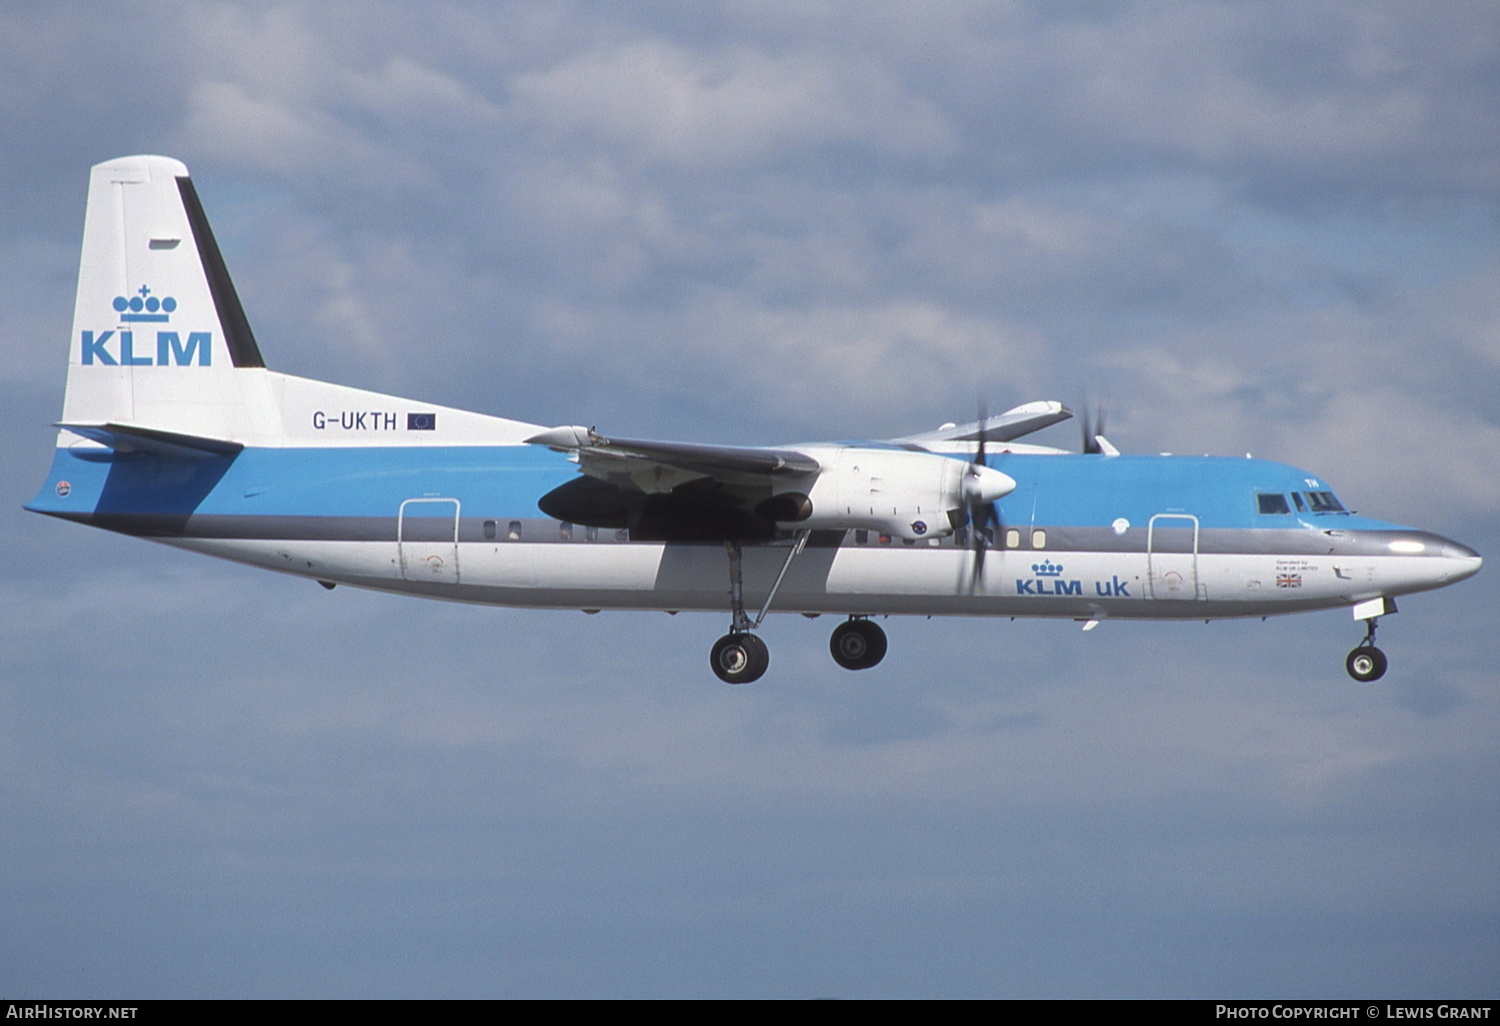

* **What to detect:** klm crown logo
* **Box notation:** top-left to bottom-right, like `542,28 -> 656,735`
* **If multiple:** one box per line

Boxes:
113,285 -> 177,323
1016,559 -> 1081,595
82,282 -> 209,367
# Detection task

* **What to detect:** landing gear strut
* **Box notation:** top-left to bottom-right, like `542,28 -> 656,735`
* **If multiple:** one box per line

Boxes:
830,617 -> 887,671
708,533 -> 810,684
1345,617 -> 1388,682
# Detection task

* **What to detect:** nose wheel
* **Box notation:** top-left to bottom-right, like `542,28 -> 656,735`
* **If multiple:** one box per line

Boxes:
830,617 -> 888,670
1346,645 -> 1387,682
1345,616 -> 1388,682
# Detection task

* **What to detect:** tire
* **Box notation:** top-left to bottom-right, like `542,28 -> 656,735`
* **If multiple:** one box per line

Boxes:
711,632 -> 769,684
1345,645 -> 1388,682
830,619 -> 888,671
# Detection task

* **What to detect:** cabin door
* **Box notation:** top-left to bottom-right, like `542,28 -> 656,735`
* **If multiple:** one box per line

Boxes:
1147,513 -> 1201,600
399,498 -> 461,584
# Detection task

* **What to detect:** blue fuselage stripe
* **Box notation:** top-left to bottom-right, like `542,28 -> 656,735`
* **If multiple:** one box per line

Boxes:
28,444 -> 1404,535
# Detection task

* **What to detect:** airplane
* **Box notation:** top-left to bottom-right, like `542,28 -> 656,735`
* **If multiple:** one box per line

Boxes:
26,155 -> 1483,685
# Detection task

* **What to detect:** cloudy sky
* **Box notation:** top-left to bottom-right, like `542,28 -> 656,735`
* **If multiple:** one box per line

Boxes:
2,0 -> 1497,998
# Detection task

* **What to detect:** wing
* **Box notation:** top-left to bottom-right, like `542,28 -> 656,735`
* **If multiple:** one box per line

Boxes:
526,399 -> 1069,489
526,426 -> 820,493
526,426 -> 823,540
890,401 -> 1073,446
526,420 -> 1016,544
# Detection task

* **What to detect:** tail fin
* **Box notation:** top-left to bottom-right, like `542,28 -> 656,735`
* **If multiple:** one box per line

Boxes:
61,155 -> 269,440
33,155 -> 545,533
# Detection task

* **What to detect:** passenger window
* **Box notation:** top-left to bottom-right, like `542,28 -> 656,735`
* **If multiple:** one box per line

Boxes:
615,528 -> 629,542
855,529 -> 868,545
1005,528 -> 1021,549
878,533 -> 892,545
559,522 -> 573,541
508,521 -> 522,541
1031,529 -> 1046,549
1257,493 -> 1291,515
483,520 -> 497,540
586,526 -> 599,542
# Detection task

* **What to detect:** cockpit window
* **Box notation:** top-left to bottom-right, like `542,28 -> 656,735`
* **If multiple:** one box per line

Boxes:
1305,491 -> 1345,513
1256,493 -> 1291,515
1290,492 -> 1306,512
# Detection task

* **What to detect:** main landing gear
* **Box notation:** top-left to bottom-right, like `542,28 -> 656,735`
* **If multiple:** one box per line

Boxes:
830,617 -> 887,671
708,536 -> 890,683
710,631 -> 770,685
709,535 -> 808,685
711,617 -> 891,683
1345,616 -> 1388,682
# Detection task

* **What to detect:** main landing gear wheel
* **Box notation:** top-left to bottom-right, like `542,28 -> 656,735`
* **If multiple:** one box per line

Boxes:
830,618 -> 888,671
1346,645 -> 1387,682
711,632 -> 769,685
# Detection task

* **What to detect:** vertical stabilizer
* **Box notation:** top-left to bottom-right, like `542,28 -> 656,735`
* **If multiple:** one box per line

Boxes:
61,155 -> 270,441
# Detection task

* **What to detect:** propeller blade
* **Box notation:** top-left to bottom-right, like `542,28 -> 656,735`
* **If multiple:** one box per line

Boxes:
968,400 -> 1001,592
974,400 -> 988,467
969,498 -> 996,592
1080,399 -> 1108,454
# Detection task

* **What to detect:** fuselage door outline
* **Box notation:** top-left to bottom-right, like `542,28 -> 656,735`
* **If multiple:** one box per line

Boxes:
399,497 -> 461,584
1147,513 -> 1201,600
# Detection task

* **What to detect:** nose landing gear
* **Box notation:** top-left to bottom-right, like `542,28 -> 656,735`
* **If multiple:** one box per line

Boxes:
1346,615 -> 1388,682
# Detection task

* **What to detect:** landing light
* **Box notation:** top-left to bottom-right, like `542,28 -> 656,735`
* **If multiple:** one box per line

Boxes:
1387,540 -> 1426,554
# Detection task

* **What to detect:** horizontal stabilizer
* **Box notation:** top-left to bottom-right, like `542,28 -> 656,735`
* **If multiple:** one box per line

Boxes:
59,422 -> 244,459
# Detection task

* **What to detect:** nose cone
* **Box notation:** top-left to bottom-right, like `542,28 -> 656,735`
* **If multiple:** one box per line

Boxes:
1440,538 -> 1483,583
965,464 -> 1016,504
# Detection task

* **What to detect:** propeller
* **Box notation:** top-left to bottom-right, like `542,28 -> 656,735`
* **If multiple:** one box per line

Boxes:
963,404 -> 1007,592
1079,399 -> 1110,455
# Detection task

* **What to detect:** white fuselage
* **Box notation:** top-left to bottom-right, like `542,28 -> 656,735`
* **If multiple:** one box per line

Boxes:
170,533 -> 1480,622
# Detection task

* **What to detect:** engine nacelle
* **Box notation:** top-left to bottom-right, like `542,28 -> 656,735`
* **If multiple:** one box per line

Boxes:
775,447 -> 1015,540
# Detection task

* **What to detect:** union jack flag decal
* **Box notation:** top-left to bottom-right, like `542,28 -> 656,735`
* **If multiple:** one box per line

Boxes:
1276,574 -> 1302,588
